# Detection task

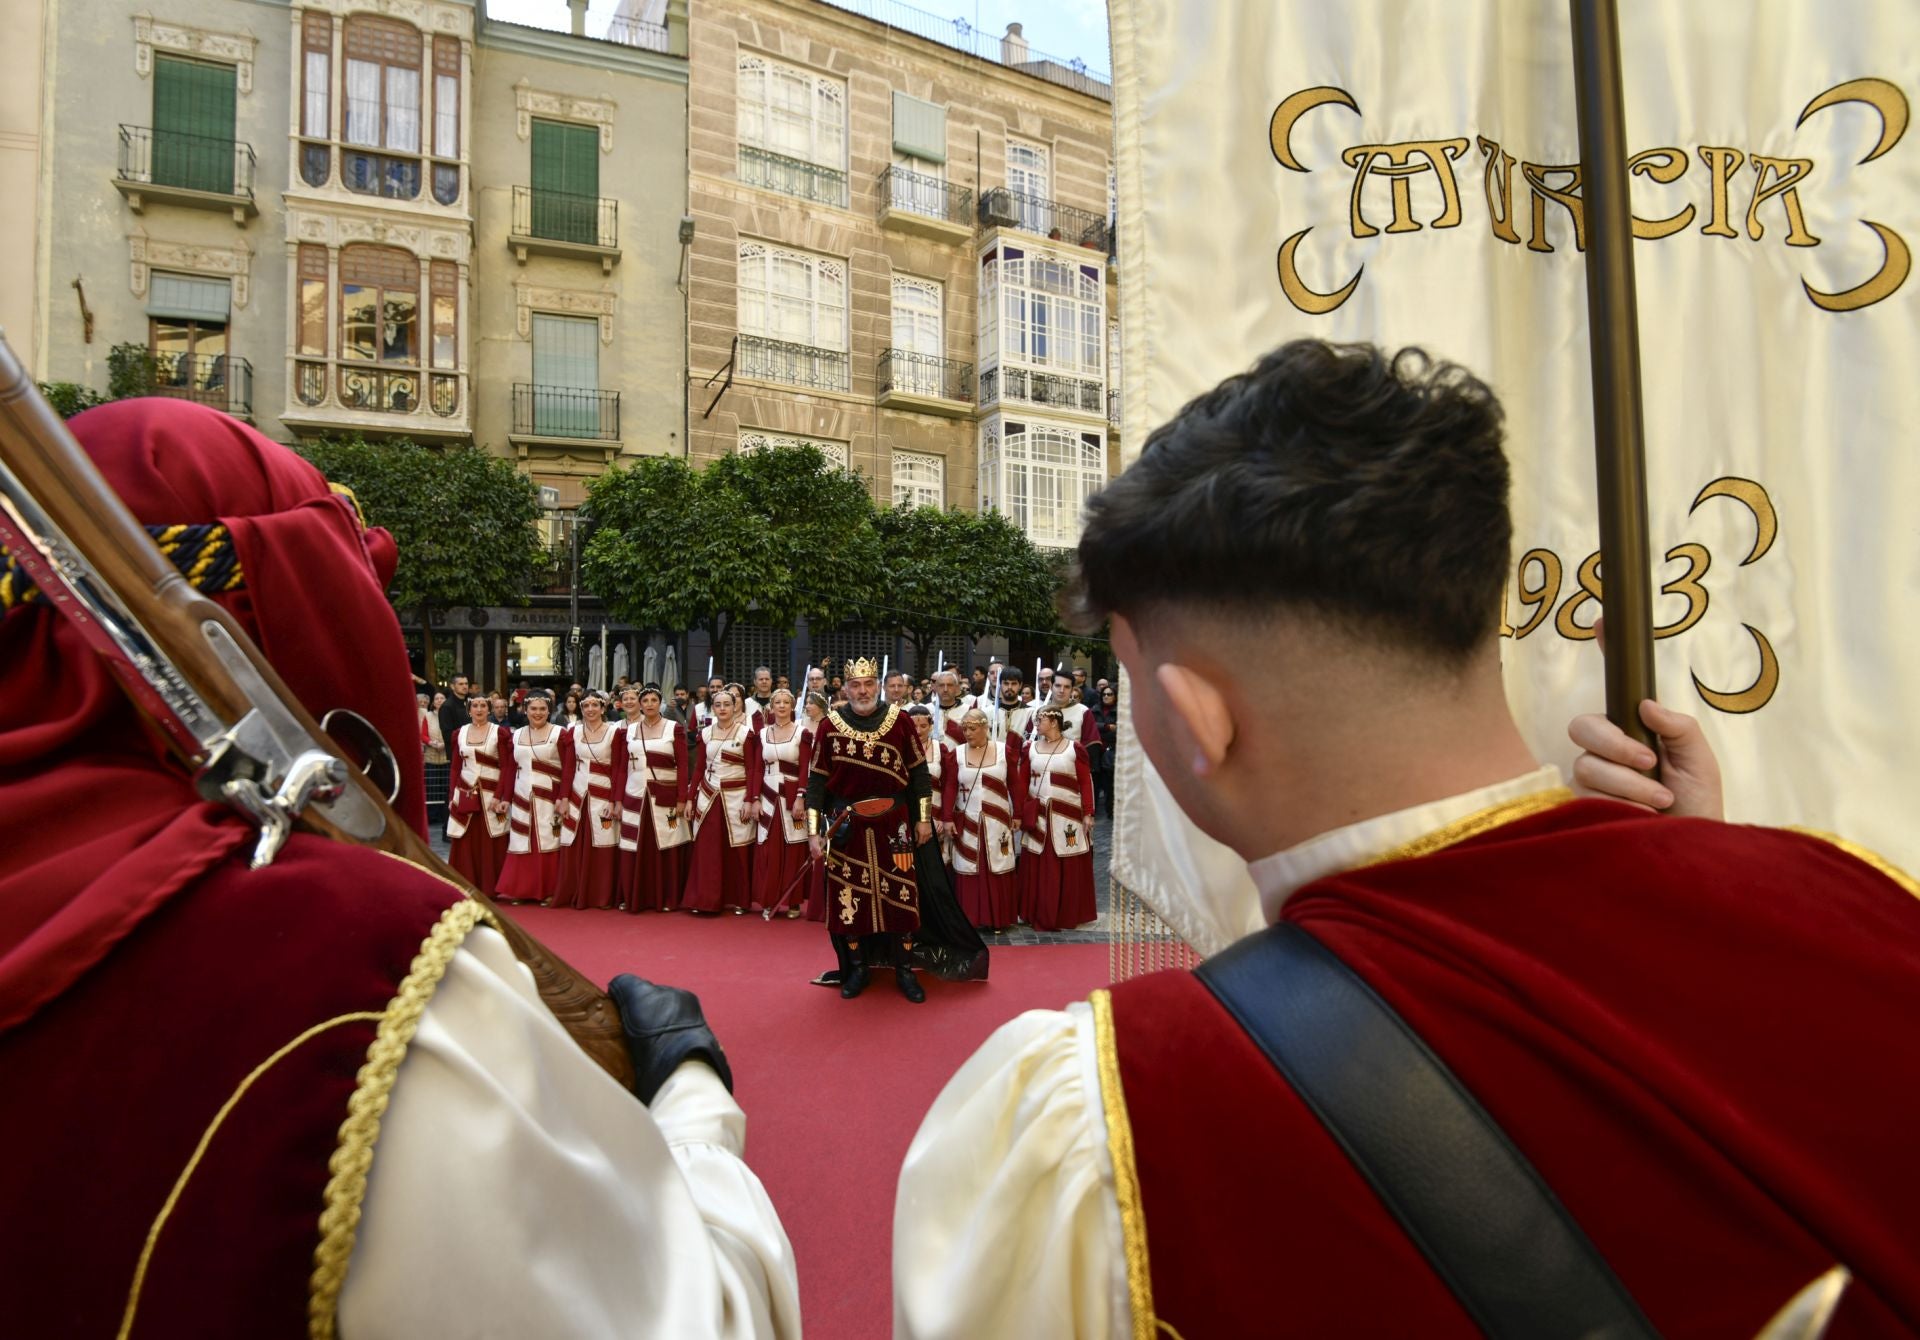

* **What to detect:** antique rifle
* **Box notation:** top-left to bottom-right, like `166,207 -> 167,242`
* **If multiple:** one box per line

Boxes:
0,334 -> 634,1089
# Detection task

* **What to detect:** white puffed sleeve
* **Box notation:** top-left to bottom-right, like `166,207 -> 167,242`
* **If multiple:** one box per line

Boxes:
892,1002 -> 1129,1340
339,925 -> 801,1340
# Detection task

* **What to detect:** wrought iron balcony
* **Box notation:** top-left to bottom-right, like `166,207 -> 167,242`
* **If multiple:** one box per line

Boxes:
339,365 -> 422,414
877,165 -> 973,237
980,365 -> 1105,417
509,186 -> 620,268
977,186 -> 1109,251
112,348 -> 254,420
513,384 -> 622,441
738,144 -> 848,208
1107,387 -> 1121,428
876,348 -> 972,415
738,335 -> 851,392
115,126 -> 257,220
604,13 -> 672,51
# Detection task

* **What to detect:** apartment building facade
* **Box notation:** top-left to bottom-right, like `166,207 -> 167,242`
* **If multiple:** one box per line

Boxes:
682,0 -> 1117,547
33,0 -> 688,499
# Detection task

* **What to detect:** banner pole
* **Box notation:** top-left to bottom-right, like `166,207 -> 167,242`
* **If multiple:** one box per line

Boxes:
1569,0 -> 1657,748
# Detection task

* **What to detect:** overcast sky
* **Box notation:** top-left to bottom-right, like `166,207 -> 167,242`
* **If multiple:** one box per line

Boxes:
485,0 -> 1111,74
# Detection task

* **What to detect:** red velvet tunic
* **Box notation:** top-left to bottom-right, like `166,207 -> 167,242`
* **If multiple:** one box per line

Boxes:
1101,799 -> 1920,1338
0,834 -> 468,1338
810,705 -> 925,938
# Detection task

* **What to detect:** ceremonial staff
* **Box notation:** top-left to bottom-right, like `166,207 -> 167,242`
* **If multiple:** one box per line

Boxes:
1570,0 -> 1658,749
0,336 -> 635,1088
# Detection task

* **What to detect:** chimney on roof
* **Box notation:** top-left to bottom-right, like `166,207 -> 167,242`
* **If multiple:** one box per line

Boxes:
568,0 -> 588,36
1001,22 -> 1029,66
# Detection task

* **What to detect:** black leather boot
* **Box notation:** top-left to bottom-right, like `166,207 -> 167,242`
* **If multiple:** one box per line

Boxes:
840,941 -> 870,998
894,965 -> 925,1003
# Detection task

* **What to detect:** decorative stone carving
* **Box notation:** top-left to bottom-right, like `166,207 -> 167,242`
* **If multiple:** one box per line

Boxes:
287,208 -> 470,262
514,80 -> 617,154
133,16 -> 257,93
128,235 -> 254,307
515,282 -> 617,345
293,0 -> 471,39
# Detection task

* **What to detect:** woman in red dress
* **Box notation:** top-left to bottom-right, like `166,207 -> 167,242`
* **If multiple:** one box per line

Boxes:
553,692 -> 620,909
682,687 -> 760,914
909,706 -> 956,886
617,684 -> 693,912
446,692 -> 511,895
495,693 -> 573,905
800,691 -> 830,922
1020,704 -> 1098,931
951,707 -> 1024,931
751,688 -> 811,918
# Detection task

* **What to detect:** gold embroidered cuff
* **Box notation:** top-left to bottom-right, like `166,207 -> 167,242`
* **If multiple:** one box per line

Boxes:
806,808 -> 825,836
916,796 -> 932,824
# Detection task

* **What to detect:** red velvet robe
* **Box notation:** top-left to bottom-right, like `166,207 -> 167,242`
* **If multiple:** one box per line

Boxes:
1102,799 -> 1920,1338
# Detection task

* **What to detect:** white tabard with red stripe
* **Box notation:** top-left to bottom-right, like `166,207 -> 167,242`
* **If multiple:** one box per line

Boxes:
561,722 -> 619,849
1024,740 -> 1090,859
756,723 -> 808,845
953,740 -> 1019,876
620,719 -> 690,851
695,722 -> 757,847
447,723 -> 507,841
931,698 -> 970,751
507,725 -> 567,855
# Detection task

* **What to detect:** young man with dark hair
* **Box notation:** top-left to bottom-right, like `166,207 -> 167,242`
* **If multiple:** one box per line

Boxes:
894,340 -> 1920,1336
884,670 -> 913,706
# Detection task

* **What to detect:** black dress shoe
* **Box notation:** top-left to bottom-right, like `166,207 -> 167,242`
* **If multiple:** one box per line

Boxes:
895,965 -> 925,1004
839,963 -> 871,998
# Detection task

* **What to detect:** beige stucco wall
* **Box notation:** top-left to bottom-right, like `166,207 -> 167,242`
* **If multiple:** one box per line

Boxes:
470,19 -> 689,486
39,0 -> 293,420
685,0 -> 1113,511
2,0 -> 49,373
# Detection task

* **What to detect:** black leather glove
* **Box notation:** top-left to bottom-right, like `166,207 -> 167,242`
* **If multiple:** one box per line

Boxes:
607,974 -> 734,1105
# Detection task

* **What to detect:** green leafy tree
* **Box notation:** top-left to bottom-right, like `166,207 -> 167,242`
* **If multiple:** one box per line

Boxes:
294,435 -> 546,673
36,382 -> 108,419
872,505 -> 1060,669
583,445 -> 880,667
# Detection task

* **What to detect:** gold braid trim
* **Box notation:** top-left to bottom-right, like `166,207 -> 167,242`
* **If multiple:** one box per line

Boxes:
117,1011 -> 384,1340
827,703 -> 901,744
1358,787 -> 1575,869
307,896 -> 489,1338
1090,989 -> 1159,1340
1788,828 -> 1920,899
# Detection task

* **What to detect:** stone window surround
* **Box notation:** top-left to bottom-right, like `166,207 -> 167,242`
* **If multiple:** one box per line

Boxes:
134,15 -> 258,93
514,80 -> 616,154
128,235 -> 253,309
515,281 -> 617,346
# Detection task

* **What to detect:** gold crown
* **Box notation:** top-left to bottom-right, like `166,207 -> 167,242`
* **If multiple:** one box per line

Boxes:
845,656 -> 881,680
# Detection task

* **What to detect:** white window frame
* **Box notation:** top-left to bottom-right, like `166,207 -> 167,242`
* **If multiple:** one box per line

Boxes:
985,247 -> 1105,378
737,53 -> 845,172
986,420 -> 1104,547
737,241 -> 848,352
739,430 -> 850,471
1005,137 -> 1051,233
890,150 -> 945,216
892,450 -> 945,509
890,274 -> 944,396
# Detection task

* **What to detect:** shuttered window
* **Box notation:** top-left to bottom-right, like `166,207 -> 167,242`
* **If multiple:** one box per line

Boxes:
531,119 -> 600,244
531,314 -> 599,437
152,56 -> 236,195
148,273 -> 231,323
891,93 -> 946,164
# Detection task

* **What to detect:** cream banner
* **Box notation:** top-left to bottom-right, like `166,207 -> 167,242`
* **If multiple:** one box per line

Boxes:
1108,0 -> 1919,953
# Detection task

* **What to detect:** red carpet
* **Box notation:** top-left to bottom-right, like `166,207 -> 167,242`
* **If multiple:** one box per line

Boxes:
503,906 -> 1112,1338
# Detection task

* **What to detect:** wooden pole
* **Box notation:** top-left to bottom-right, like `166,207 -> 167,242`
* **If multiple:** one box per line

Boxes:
1569,0 -> 1658,747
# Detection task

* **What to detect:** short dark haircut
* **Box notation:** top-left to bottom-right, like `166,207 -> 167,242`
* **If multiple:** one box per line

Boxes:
1065,340 -> 1509,660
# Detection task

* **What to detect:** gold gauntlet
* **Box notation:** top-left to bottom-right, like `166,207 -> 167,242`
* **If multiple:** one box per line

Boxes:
807,808 -> 825,836
916,796 -> 932,824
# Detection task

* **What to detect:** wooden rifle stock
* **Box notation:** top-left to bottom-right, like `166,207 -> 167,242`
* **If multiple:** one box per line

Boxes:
0,337 -> 635,1090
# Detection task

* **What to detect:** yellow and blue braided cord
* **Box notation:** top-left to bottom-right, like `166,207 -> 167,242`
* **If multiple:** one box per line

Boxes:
1,523 -> 243,613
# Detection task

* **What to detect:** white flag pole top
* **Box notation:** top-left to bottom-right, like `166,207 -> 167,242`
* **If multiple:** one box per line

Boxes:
706,655 -> 713,683
937,650 -> 945,673
882,655 -> 889,679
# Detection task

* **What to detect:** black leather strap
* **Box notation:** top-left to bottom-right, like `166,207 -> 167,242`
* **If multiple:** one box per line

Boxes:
1196,923 -> 1660,1339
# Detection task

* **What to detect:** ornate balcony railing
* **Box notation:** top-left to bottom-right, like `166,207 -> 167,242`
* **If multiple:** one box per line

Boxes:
1108,388 -> 1121,427
339,365 -> 422,414
111,348 -> 254,419
877,348 -> 972,402
738,144 -> 848,208
117,125 -> 255,200
513,384 -> 622,441
604,14 -> 672,51
980,365 -> 1105,415
877,165 -> 972,227
738,335 -> 851,392
977,186 -> 1110,251
511,185 -> 618,250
